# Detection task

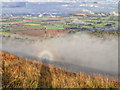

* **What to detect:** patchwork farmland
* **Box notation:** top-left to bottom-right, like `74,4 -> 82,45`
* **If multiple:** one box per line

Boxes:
1,14 -> 118,40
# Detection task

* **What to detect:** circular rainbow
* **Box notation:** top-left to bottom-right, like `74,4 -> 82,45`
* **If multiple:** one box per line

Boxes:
38,49 -> 54,61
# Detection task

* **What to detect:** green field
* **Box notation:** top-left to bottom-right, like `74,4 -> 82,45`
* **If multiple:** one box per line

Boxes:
44,24 -> 64,30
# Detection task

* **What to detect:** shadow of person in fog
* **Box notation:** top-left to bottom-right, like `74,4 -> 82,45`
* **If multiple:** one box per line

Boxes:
38,58 -> 53,88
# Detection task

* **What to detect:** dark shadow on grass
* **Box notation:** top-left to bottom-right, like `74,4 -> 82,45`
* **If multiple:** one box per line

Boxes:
38,59 -> 53,88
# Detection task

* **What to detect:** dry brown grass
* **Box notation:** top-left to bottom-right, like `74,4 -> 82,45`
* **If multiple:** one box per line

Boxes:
1,51 -> 120,88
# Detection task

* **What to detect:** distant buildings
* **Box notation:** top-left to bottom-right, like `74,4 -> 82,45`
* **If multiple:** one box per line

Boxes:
38,13 -> 57,18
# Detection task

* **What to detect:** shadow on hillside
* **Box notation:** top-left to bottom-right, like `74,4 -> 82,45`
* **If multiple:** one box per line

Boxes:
38,59 -> 53,88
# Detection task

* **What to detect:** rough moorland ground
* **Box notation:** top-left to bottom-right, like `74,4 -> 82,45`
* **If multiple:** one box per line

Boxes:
1,51 -> 120,88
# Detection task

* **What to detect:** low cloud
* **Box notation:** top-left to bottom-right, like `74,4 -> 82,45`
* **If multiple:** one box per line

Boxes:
0,32 -> 118,76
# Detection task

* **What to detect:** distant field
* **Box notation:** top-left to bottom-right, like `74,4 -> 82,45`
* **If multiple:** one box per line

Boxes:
44,25 -> 64,30
0,14 -> 118,40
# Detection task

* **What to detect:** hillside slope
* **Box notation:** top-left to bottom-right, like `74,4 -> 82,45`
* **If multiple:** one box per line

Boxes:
1,51 -> 120,88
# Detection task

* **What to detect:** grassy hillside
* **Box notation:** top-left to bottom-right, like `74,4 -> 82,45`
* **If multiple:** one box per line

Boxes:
1,51 -> 120,88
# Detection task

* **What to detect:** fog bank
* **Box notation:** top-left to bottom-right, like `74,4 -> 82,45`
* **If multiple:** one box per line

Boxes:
0,33 -> 118,76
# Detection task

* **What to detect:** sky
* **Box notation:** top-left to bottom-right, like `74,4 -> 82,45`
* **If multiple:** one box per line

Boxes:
0,0 -> 119,2
1,0 -> 70,2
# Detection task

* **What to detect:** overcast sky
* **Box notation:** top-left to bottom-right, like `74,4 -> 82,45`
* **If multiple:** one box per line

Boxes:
0,0 -> 119,2
1,0 -> 69,2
